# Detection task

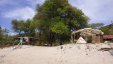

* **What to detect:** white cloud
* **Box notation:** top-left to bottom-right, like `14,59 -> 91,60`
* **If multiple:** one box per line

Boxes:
26,0 -> 45,7
2,7 -> 35,20
8,32 -> 18,36
1,0 -> 45,20
69,0 -> 113,24
1,0 -> 113,24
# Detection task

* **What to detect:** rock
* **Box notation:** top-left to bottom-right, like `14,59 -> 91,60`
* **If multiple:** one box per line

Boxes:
76,37 -> 87,44
109,50 -> 113,55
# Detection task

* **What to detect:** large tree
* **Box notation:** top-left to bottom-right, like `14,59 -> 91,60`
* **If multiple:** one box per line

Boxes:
33,0 -> 89,45
12,20 -> 38,36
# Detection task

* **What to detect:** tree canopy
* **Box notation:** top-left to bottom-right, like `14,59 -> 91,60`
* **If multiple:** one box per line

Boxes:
34,0 -> 88,31
12,0 -> 89,46
33,0 -> 89,45
88,23 -> 104,29
100,24 -> 113,34
12,19 -> 38,36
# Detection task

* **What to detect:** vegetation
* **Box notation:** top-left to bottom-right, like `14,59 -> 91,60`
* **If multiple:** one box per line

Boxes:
100,23 -> 113,34
1,0 -> 113,47
0,26 -> 16,47
88,22 -> 113,35
0,26 -> 7,40
0,26 -> 2,40
10,0 -> 89,46
88,23 -> 104,29
12,19 -> 38,37
33,0 -> 88,45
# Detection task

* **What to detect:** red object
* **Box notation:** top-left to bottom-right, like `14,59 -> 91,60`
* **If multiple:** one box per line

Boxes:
103,35 -> 113,39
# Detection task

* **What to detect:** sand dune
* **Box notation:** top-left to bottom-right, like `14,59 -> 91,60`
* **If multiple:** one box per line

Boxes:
0,43 -> 113,64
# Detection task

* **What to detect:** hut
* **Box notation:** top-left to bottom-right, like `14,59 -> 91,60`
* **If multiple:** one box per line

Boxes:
71,28 -> 104,43
103,35 -> 113,42
15,37 -> 35,45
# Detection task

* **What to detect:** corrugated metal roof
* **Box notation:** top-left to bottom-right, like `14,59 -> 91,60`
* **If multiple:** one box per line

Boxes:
103,35 -> 113,39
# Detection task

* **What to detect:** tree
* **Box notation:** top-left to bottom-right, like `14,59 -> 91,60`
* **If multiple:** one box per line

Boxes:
12,19 -> 38,36
0,26 -> 8,40
33,0 -> 89,45
0,26 -> 2,40
89,23 -> 104,29
100,24 -> 113,34
12,20 -> 23,35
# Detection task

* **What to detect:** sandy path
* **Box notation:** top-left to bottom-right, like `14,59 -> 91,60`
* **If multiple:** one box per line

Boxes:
0,44 -> 113,64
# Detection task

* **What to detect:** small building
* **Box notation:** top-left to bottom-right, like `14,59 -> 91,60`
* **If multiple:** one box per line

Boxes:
103,35 -> 113,41
71,28 -> 104,43
15,37 -> 35,45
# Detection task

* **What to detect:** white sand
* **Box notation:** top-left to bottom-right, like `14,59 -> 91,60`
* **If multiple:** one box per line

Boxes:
0,43 -> 113,64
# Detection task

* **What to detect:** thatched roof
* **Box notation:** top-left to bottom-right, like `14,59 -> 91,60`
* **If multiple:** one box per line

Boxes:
72,28 -> 104,36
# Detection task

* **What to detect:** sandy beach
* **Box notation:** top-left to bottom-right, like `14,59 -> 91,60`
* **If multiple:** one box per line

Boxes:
0,43 -> 113,64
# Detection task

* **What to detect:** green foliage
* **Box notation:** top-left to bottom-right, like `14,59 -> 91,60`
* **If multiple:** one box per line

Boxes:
0,26 -> 2,40
51,21 -> 69,35
11,0 -> 89,46
100,24 -> 113,34
12,19 -> 38,36
0,26 -> 16,47
89,23 -> 104,29
33,0 -> 88,45
0,26 -> 8,40
34,0 -> 88,30
0,35 -> 17,47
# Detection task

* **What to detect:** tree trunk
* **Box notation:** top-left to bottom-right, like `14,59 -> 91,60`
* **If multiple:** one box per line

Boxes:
48,31 -> 53,46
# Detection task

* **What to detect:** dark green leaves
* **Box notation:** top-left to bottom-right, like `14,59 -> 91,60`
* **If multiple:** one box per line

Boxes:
51,21 -> 69,35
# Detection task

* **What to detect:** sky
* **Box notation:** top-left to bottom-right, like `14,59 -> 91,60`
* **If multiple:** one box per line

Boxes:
0,0 -> 113,35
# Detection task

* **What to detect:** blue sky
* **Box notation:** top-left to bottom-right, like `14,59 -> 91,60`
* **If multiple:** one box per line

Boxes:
0,0 -> 113,35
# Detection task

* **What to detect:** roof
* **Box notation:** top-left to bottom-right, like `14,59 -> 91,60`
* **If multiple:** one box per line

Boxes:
72,28 -> 104,35
17,37 -> 34,38
103,35 -> 113,39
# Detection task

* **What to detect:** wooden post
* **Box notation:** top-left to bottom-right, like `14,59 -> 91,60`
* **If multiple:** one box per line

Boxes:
74,34 -> 75,42
71,34 -> 73,42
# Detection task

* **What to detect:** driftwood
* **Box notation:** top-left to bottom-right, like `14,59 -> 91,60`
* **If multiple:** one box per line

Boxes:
99,48 -> 113,56
99,48 -> 113,51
